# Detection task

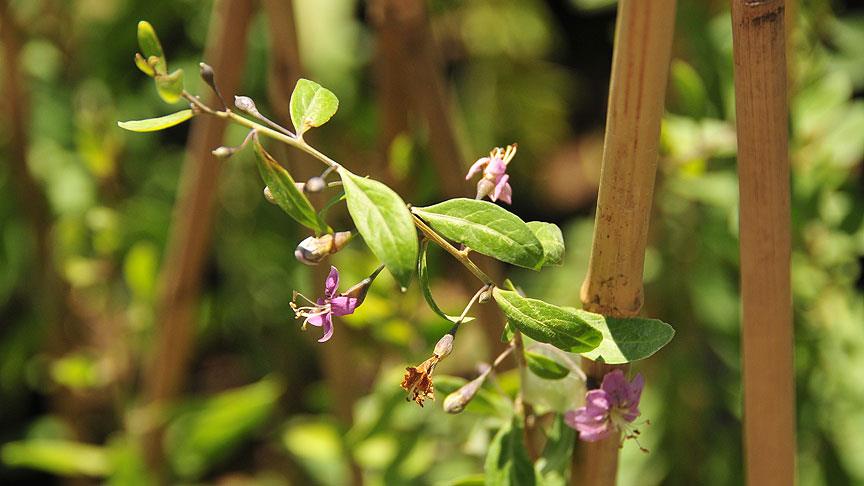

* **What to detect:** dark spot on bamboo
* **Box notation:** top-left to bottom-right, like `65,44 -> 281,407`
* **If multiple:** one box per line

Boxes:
750,6 -> 784,27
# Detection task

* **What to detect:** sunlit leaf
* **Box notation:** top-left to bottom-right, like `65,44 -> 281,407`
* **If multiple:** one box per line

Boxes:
338,168 -> 417,289
290,78 -> 339,137
418,241 -> 474,324
155,69 -> 184,104
492,288 -> 602,353
524,351 -> 570,380
253,136 -> 329,234
134,53 -> 154,77
1,439 -> 111,477
573,310 -> 675,364
526,222 -> 564,266
117,109 -> 193,132
136,20 -> 166,74
412,199 -> 543,270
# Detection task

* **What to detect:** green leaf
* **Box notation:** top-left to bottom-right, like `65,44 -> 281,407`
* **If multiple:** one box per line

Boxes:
484,417 -> 537,486
155,69 -> 184,104
136,21 -> 166,74
501,321 -> 515,343
412,199 -> 544,269
572,310 -> 675,364
253,136 -> 328,235
526,222 -> 564,266
538,415 -> 575,478
492,288 -> 602,353
117,109 -> 194,132
166,377 -> 283,480
338,168 -> 418,289
524,351 -> 570,380
290,79 -> 339,137
134,53 -> 155,77
1,439 -> 111,477
418,241 -> 474,324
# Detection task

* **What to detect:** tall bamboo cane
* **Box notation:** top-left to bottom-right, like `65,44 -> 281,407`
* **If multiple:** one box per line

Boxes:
731,1 -> 795,484
571,0 -> 676,484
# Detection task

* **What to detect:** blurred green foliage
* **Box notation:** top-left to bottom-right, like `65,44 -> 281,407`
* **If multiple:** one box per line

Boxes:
0,0 -> 863,484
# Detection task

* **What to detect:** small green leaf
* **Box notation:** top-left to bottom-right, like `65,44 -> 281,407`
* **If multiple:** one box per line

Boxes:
501,321 -> 515,343
484,417 -> 537,486
117,109 -> 194,132
290,79 -> 339,137
538,415 -> 575,478
492,288 -> 602,353
253,136 -> 328,235
338,168 -> 418,289
527,222 -> 564,266
573,310 -> 675,364
134,53 -> 155,77
155,69 -> 184,104
412,199 -> 544,269
524,351 -> 570,380
1,439 -> 111,477
418,241 -> 475,324
137,21 -> 166,74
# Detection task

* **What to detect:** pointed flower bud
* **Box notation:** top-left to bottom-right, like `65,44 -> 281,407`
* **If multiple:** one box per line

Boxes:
199,62 -> 216,89
234,95 -> 260,116
434,334 -> 454,359
294,232 -> 352,266
443,364 -> 492,414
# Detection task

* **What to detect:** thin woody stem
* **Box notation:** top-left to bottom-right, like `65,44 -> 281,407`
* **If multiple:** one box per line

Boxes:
187,91 -> 496,288
449,283 -> 491,335
412,213 -> 495,286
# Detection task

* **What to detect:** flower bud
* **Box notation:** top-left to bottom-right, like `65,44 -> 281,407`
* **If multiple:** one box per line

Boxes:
341,262 -> 382,306
475,178 -> 495,200
199,62 -> 216,89
443,368 -> 490,414
304,176 -> 327,193
263,186 -> 276,204
434,334 -> 454,359
293,231 -> 352,266
234,95 -> 259,116
212,146 -> 235,159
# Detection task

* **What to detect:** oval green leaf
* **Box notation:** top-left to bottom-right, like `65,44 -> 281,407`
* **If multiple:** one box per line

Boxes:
492,288 -> 602,353
524,351 -> 570,380
338,168 -> 417,289
117,109 -> 194,132
527,221 -> 565,266
484,417 -> 538,486
571,310 -> 675,364
155,69 -> 184,104
137,21 -> 166,74
290,79 -> 339,137
253,136 -> 328,235
412,199 -> 543,270
418,241 -> 474,324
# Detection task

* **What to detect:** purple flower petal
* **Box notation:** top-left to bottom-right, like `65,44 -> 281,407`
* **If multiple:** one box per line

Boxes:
306,313 -> 326,327
317,313 -> 334,342
565,409 -> 613,442
600,369 -> 630,403
484,157 -> 507,177
324,266 -> 340,298
491,174 -> 510,202
466,157 -> 489,180
330,295 -> 359,316
497,181 -> 512,204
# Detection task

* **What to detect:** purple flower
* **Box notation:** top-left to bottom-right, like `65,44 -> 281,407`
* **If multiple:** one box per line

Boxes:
564,370 -> 645,443
466,144 -> 517,204
290,266 -> 359,342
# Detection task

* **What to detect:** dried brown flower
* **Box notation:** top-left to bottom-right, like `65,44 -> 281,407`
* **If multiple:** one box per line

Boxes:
400,355 -> 440,407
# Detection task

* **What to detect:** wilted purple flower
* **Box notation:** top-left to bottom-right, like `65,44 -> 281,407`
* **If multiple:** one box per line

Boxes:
290,266 -> 359,343
564,370 -> 645,444
465,144 -> 517,204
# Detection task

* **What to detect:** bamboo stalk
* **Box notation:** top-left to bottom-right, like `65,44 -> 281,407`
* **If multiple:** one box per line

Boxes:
573,0 -> 676,484
730,2 -> 794,485
142,0 -> 254,468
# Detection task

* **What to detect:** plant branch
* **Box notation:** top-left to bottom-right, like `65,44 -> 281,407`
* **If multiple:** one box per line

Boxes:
411,213 -> 495,286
